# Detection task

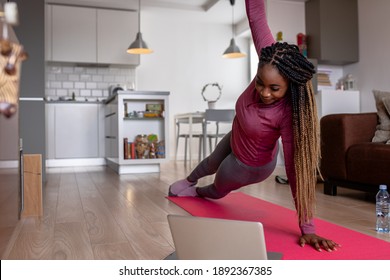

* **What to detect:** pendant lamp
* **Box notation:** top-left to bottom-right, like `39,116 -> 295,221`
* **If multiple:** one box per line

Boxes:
127,0 -> 153,54
222,0 -> 245,59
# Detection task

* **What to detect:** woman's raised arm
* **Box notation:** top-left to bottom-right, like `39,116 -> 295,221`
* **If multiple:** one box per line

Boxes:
245,0 -> 275,56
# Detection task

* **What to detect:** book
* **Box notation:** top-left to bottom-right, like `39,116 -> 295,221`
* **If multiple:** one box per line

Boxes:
130,142 -> 135,159
124,138 -> 128,159
317,70 -> 332,87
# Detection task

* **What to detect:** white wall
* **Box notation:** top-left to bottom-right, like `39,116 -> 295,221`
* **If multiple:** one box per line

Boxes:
136,7 -> 250,159
267,0 -> 306,44
344,0 -> 390,113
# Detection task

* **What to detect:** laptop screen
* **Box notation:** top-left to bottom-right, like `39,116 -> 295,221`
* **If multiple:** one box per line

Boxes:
167,215 -> 282,260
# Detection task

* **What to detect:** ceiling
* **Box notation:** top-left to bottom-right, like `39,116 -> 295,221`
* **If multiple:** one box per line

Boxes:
45,0 -> 308,25
144,0 -> 222,11
144,0 -> 308,11
144,0 -> 247,25
144,0 -> 309,38
145,0 -> 308,25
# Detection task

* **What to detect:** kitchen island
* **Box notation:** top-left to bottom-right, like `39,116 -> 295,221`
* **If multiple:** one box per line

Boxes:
104,90 -> 169,174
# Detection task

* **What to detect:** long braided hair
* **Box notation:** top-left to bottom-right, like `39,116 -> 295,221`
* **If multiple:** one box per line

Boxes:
259,42 -> 320,225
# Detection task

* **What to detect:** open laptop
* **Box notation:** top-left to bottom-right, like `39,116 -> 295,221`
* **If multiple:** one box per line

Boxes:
166,214 -> 283,260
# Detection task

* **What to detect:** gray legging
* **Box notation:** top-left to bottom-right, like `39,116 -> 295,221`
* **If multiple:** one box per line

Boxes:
188,131 -> 277,199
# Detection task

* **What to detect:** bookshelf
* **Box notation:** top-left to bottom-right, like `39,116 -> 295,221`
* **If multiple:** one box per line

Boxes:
104,91 -> 170,174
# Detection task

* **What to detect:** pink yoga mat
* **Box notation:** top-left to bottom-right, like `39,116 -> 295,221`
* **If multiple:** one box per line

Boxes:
168,192 -> 390,260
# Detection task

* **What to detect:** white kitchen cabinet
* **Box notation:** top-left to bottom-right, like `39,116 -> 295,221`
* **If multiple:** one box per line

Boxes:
104,98 -> 118,160
97,9 -> 139,65
46,4 -> 139,66
46,103 -> 105,166
51,5 -> 97,63
104,91 -> 170,174
44,4 -> 52,61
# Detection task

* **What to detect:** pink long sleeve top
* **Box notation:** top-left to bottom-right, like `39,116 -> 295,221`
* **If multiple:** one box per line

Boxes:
231,0 -> 315,235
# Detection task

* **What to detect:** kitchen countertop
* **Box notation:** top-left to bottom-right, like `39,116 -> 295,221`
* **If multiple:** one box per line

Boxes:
45,100 -> 104,104
45,97 -> 105,104
105,90 -> 170,104
46,90 -> 170,104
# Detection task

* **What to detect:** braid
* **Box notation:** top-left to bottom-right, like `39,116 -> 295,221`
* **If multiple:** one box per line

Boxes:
259,42 -> 320,225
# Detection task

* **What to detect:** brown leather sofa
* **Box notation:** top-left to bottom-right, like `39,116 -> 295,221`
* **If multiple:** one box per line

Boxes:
320,113 -> 390,196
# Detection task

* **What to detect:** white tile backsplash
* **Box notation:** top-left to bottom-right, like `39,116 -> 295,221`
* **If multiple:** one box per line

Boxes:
103,75 -> 115,82
86,68 -> 98,75
45,63 -> 136,98
62,82 -> 74,89
50,81 -> 61,88
75,82 -> 85,89
80,89 -> 92,96
63,66 -> 74,74
68,74 -> 80,81
57,89 -> 68,96
86,82 -> 97,89
92,75 -> 103,82
56,74 -> 68,81
80,74 -> 91,81
92,90 -> 103,97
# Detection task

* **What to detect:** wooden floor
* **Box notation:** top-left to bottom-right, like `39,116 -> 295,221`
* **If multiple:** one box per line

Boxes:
2,161 -> 389,259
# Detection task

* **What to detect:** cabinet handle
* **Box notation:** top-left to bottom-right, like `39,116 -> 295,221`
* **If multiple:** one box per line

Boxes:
105,112 -> 116,118
19,145 -> 24,219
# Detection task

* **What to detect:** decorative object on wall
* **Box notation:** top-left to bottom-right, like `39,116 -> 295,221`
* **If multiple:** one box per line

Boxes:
296,33 -> 307,57
127,0 -> 153,55
0,2 -> 27,118
222,0 -> 245,59
276,31 -> 283,42
201,82 -> 222,109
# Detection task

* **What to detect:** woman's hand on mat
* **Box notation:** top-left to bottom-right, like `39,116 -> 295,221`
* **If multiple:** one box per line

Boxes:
299,234 -> 340,252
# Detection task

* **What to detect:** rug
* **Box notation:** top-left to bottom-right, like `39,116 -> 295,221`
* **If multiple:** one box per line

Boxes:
167,192 -> 390,260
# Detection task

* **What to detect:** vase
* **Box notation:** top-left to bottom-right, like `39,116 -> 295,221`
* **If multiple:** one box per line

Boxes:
208,101 -> 216,109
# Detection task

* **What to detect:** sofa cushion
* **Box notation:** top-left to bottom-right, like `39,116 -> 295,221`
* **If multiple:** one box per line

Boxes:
347,142 -> 390,186
372,90 -> 390,143
383,97 -> 390,144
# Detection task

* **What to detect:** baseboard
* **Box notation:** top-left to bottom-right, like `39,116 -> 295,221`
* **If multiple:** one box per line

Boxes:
46,158 -> 106,167
0,160 -> 18,168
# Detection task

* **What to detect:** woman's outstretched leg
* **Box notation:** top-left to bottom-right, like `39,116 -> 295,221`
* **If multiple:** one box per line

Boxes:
196,153 -> 277,199
168,131 -> 232,196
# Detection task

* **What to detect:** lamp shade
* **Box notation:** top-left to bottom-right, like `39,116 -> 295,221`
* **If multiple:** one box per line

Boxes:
127,32 -> 153,54
222,38 -> 246,59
